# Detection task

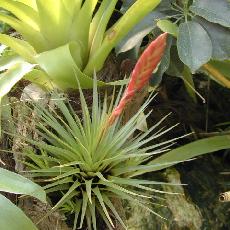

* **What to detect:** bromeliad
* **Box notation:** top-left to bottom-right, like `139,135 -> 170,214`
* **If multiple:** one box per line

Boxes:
0,0 -> 161,99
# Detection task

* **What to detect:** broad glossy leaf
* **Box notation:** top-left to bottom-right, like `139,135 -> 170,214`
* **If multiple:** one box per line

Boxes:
194,17 -> 230,60
0,167 -> 46,202
177,21 -> 212,72
35,42 -> 104,90
190,0 -> 230,28
0,194 -> 38,230
148,135 -> 230,172
0,62 -> 35,98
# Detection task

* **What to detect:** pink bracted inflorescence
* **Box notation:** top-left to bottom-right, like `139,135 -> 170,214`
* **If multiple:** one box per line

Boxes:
108,32 -> 168,125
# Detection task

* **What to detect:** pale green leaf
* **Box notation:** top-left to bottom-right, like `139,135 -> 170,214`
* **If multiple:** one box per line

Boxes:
85,179 -> 93,204
36,0 -> 71,47
84,0 -> 161,76
0,33 -> 36,62
14,0 -> 37,10
0,13 -> 46,52
35,42 -> 105,90
0,0 -> 39,29
0,54 -> 23,72
0,194 -> 38,230
148,135 -> 230,172
89,0 -> 111,49
70,0 -> 98,61
157,19 -> 178,37
0,167 -> 46,202
0,62 -> 35,98
89,0 -> 118,58
23,69 -> 53,89
116,0 -> 169,54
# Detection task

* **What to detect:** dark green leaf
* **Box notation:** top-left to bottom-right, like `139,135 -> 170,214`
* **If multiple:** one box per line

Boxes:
182,66 -> 197,103
208,60 -> 230,80
177,21 -> 212,72
190,0 -> 230,28
166,45 -> 184,76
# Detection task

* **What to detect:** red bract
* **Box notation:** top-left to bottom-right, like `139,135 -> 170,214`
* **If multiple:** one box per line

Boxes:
108,32 -> 168,125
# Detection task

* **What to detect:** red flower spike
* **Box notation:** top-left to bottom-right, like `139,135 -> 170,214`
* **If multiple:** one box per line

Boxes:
108,32 -> 168,125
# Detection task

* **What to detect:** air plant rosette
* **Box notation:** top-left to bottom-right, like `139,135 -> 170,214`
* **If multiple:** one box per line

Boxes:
14,33 -> 181,230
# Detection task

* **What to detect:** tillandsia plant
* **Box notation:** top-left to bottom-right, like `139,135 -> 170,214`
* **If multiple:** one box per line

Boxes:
0,0 -> 162,101
10,33 -> 173,230
9,32 -> 230,229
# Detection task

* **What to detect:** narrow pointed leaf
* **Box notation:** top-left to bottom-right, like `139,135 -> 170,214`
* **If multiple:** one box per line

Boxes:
148,135 -> 230,172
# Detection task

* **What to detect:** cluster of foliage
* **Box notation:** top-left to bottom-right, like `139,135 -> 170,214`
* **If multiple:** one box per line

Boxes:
17,76 -> 230,230
117,0 -> 230,100
0,0 -> 230,230
0,0 -> 161,100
